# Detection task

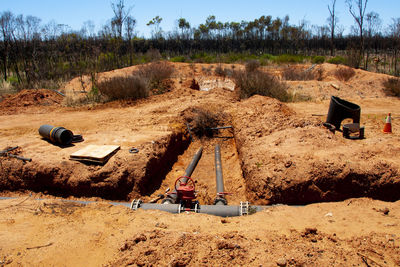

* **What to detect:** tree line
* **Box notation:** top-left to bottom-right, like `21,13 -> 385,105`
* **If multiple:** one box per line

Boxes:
1,0 -> 400,89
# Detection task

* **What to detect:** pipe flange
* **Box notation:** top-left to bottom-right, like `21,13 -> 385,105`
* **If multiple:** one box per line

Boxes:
130,199 -> 142,210
240,201 -> 250,216
213,198 -> 227,205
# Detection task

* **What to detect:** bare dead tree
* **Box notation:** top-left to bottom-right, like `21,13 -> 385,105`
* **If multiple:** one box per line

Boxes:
111,0 -> 132,38
389,18 -> 400,75
124,16 -> 136,65
346,0 -> 369,68
0,11 -> 15,81
365,12 -> 381,69
327,0 -> 337,56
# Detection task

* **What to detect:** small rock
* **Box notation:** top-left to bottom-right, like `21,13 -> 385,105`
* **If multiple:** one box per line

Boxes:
276,257 -> 287,267
324,212 -> 333,217
303,227 -> 318,236
284,161 -> 292,168
380,207 -> 390,215
155,222 -> 168,229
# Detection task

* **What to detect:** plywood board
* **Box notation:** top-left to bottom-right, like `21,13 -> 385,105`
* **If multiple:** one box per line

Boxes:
70,145 -> 120,164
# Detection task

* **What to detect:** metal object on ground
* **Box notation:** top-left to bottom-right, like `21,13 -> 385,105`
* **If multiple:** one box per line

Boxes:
131,199 -> 265,217
163,147 -> 203,204
1,146 -> 32,162
325,96 -> 361,132
129,147 -> 139,154
0,146 -> 19,154
0,197 -> 271,218
5,154 -> 32,162
343,123 -> 365,139
214,144 -> 228,205
72,135 -> 84,143
208,126 -> 233,131
39,124 -> 74,145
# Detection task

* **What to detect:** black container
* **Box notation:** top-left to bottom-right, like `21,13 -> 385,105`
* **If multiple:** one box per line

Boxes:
39,124 -> 73,145
325,96 -> 361,130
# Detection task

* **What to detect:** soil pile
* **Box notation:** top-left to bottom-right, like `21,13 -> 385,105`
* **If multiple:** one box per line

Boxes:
233,95 -> 400,204
0,197 -> 398,266
0,89 -> 63,115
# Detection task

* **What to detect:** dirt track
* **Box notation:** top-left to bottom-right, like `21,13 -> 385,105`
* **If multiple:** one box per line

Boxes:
1,62 -> 400,265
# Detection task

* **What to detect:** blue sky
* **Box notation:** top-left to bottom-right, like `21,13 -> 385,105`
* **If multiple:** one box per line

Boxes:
2,0 -> 399,37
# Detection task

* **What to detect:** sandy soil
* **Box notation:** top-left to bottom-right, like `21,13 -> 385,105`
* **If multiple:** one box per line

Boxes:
0,62 -> 399,266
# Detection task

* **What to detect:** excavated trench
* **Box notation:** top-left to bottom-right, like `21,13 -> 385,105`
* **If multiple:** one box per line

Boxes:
1,127 -> 399,205
0,131 -> 191,201
143,137 -> 247,205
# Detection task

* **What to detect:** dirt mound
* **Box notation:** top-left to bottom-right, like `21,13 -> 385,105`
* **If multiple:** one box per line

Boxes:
0,197 -> 399,266
0,132 -> 189,200
0,89 -> 63,115
233,95 -> 400,205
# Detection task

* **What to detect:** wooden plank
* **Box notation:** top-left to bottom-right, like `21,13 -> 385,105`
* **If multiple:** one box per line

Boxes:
70,145 -> 120,163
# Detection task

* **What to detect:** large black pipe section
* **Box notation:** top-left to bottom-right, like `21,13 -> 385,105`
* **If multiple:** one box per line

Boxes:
214,144 -> 227,205
162,147 -> 203,204
39,124 -> 74,145
325,96 -> 361,131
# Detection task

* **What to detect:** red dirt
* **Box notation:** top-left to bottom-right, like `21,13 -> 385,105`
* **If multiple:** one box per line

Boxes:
0,89 -> 63,115
1,62 -> 400,265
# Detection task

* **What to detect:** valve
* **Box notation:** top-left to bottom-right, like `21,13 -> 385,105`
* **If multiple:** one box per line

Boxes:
174,176 -> 196,201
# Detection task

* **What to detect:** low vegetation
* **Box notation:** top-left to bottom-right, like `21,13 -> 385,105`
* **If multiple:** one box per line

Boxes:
183,107 -> 227,137
97,75 -> 148,101
334,66 -> 356,82
137,61 -> 175,94
383,77 -> 400,97
282,66 -> 315,81
232,66 -> 289,102
74,61 -> 175,103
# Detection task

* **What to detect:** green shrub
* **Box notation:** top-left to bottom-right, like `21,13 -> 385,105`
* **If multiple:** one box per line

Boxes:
273,54 -> 306,64
312,56 -> 325,64
327,56 -> 346,65
383,77 -> 400,97
170,56 -> 186,62
97,75 -> 148,100
334,66 -> 356,82
232,69 -> 289,102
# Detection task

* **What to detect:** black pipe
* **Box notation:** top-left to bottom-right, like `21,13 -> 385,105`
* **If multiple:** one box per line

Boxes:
214,144 -> 227,205
183,147 -> 203,178
325,96 -> 361,130
39,124 -> 74,145
162,147 -> 203,204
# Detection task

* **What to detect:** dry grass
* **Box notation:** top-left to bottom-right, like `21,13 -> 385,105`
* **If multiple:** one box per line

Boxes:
232,69 -> 290,102
138,61 -> 175,94
138,61 -> 175,83
183,107 -> 227,137
97,75 -> 148,101
245,60 -> 261,73
334,66 -> 356,82
282,66 -> 315,81
383,77 -> 400,97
